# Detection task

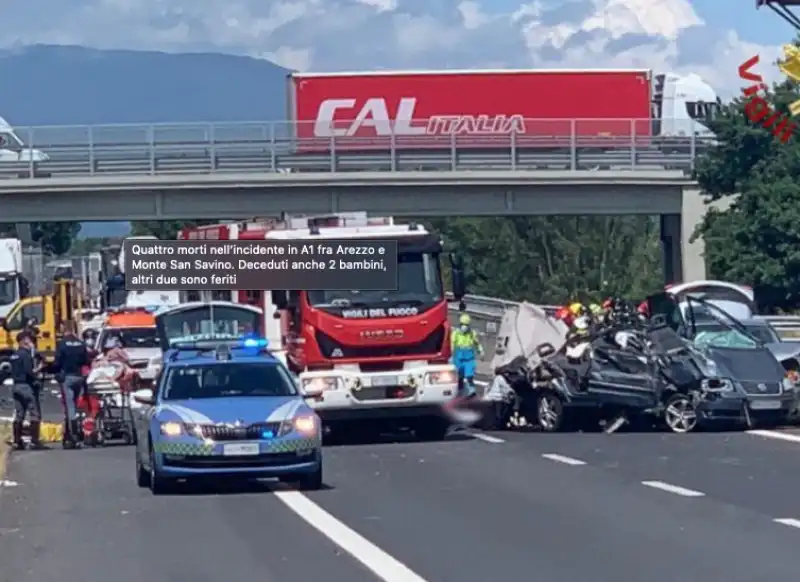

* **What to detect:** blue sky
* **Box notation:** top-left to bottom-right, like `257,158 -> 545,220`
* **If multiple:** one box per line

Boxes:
693,0 -> 786,44
2,0 -> 786,238
0,0 -> 789,96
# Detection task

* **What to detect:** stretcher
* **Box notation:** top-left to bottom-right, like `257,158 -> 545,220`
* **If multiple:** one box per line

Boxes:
79,359 -> 138,446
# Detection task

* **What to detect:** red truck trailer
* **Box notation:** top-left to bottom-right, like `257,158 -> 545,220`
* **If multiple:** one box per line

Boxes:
289,68 -> 653,149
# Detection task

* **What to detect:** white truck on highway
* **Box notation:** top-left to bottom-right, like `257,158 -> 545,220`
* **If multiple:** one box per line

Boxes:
0,239 -> 29,318
0,116 -> 49,167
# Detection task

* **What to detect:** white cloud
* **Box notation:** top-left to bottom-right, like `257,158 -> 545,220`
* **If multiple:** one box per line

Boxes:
0,0 -> 783,96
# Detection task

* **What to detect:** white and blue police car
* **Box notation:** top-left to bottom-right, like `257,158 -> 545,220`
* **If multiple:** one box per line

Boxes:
132,338 -> 323,494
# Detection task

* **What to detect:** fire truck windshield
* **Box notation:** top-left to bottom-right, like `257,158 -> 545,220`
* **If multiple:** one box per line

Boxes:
157,305 -> 261,346
307,252 -> 442,307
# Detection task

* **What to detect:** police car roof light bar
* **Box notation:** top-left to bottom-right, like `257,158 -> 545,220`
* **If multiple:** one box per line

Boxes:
758,0 -> 800,31
166,338 -> 270,360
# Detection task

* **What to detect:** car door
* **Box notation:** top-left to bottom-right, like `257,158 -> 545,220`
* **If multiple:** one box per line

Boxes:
585,335 -> 657,407
135,369 -> 161,464
647,292 -> 693,336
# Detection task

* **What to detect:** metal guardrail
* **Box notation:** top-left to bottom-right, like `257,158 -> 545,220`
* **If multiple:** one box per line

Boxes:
757,316 -> 800,340
0,119 -> 714,178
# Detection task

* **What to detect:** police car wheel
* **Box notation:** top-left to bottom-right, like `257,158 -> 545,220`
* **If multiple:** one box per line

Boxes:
149,447 -> 174,495
293,465 -> 323,491
136,455 -> 150,488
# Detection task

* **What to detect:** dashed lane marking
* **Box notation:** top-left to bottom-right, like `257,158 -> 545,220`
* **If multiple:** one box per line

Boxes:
542,453 -> 586,466
274,490 -> 429,582
641,480 -> 705,497
774,518 -> 800,529
746,429 -> 800,444
470,433 -> 505,444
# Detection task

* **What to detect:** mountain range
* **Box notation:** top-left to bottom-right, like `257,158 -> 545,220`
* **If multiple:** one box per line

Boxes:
0,44 -> 289,237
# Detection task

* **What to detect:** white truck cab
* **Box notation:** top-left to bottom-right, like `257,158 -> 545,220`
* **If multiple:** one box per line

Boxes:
653,73 -> 720,139
0,239 -> 28,318
0,117 -> 49,165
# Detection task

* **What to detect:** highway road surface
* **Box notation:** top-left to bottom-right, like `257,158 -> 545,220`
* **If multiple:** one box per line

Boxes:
3,427 -> 800,582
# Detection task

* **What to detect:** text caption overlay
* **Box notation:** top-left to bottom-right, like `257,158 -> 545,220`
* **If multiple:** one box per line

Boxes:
123,239 -> 398,291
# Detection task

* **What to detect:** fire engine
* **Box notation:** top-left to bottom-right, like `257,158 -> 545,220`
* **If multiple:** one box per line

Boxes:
178,212 -> 468,440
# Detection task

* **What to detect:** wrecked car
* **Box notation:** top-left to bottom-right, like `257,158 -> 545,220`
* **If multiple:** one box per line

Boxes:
481,295 -> 792,433
650,291 -> 797,428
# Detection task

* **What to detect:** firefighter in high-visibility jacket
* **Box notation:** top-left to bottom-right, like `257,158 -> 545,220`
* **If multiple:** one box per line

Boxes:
451,314 -> 484,398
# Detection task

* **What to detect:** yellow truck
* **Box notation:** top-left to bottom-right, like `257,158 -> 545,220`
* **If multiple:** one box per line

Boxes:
0,279 -> 80,363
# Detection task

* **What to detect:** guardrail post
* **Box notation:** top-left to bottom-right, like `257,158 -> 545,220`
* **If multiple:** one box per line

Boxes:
269,122 -> 276,172
148,125 -> 156,174
450,131 -> 456,171
208,123 -> 216,172
390,130 -> 396,172
27,127 -> 34,178
330,133 -> 336,172
88,125 -> 95,175
570,119 -> 577,170
630,119 -> 636,168
510,129 -> 517,170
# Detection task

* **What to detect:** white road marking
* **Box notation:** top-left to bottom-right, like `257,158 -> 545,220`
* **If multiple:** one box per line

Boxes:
747,429 -> 800,444
774,518 -> 800,529
542,453 -> 586,466
641,480 -> 705,497
0,480 -> 18,487
475,380 -> 488,387
470,433 -> 505,444
274,490 -> 429,582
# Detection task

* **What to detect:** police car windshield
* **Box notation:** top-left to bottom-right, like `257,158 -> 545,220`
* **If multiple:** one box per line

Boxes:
162,362 -> 298,400
307,252 -> 442,307
99,328 -> 159,349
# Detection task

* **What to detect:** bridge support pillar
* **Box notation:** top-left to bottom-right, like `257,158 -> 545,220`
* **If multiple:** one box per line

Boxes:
660,213 -> 683,285
680,186 -> 708,282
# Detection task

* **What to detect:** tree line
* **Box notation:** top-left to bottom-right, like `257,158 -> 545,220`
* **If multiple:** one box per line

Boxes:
9,73 -> 800,311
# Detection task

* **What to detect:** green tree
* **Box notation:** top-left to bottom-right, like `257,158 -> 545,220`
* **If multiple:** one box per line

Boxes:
423,216 -> 661,305
693,73 -> 800,311
32,222 -> 82,255
0,222 -> 81,255
130,220 -> 215,240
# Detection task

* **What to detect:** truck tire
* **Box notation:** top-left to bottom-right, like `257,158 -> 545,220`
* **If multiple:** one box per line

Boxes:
415,417 -> 450,441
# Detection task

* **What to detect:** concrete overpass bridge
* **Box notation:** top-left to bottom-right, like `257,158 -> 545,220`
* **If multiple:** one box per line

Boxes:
0,120 -> 715,282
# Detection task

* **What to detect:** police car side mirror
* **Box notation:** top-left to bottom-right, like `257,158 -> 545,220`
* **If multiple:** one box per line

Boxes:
132,388 -> 155,405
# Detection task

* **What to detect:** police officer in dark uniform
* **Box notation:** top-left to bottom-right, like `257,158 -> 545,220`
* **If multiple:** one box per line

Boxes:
53,321 -> 90,444
9,330 -> 44,449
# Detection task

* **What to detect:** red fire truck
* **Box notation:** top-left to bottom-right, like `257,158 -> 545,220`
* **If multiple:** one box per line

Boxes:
178,213 -> 467,440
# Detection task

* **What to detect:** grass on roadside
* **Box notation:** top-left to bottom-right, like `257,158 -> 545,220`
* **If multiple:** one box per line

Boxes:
0,421 -> 10,479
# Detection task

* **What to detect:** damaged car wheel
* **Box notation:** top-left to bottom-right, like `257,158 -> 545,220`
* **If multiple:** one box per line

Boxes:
536,392 -> 564,432
664,394 -> 698,433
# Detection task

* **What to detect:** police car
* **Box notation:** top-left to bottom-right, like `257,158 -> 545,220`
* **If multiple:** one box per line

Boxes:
132,338 -> 323,494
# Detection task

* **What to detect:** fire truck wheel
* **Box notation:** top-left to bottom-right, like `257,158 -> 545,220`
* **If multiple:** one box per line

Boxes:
414,417 -> 450,441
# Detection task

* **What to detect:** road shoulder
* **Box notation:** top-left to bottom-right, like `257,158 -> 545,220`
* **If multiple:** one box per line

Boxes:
0,422 -> 9,480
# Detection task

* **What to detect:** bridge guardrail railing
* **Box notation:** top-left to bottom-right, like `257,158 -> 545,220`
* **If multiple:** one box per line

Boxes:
447,295 -> 800,377
0,118 -> 714,178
